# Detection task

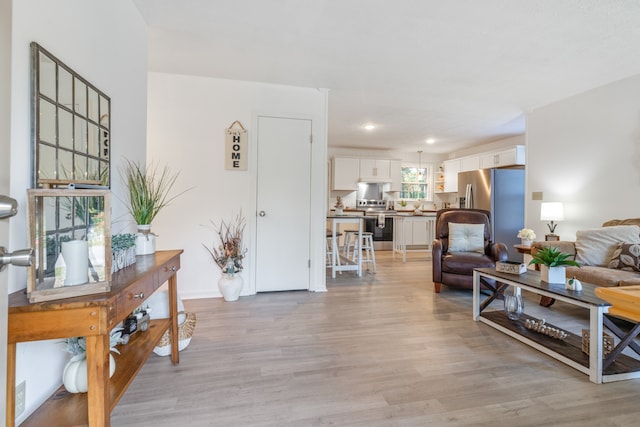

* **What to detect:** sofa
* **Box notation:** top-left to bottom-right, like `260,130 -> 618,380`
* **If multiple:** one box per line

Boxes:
531,218 -> 640,288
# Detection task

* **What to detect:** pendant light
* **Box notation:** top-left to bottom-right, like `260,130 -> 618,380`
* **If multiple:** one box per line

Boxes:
417,150 -> 423,180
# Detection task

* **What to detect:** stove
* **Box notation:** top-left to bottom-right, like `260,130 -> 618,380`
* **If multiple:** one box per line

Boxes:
356,200 -> 396,250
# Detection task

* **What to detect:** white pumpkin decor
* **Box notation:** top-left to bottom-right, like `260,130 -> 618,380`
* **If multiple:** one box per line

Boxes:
61,328 -> 122,394
62,354 -> 116,394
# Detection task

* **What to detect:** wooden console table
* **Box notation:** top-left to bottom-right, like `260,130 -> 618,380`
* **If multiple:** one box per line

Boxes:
6,249 -> 183,427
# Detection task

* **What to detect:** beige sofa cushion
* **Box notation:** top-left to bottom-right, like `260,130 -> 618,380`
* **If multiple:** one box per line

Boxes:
575,225 -> 640,266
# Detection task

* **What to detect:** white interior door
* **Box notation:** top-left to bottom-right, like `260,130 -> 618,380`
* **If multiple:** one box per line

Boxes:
255,116 -> 311,292
1,0 -> 11,419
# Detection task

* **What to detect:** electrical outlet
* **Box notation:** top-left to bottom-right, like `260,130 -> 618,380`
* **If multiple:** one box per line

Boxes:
15,380 -> 26,417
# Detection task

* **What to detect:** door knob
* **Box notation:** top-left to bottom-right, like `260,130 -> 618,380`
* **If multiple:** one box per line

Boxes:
0,247 -> 35,272
0,195 -> 18,219
259,211 -> 266,217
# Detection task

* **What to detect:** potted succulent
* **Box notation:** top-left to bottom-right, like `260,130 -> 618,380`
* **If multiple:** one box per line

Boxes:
529,246 -> 580,284
121,159 -> 188,255
334,196 -> 344,215
61,328 -> 123,393
517,228 -> 536,247
203,211 -> 247,301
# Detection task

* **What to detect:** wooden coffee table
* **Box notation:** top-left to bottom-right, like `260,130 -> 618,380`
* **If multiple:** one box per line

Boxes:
473,267 -> 640,384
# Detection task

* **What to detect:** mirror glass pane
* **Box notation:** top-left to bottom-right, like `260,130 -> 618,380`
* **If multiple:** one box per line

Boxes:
88,158 -> 99,182
38,144 -> 57,181
99,95 -> 109,129
39,99 -> 56,144
59,68 -> 73,108
58,150 -> 73,181
88,87 -> 99,122
38,52 -> 56,100
75,154 -> 87,181
88,123 -> 99,157
74,78 -> 87,117
58,109 -> 73,149
74,118 -> 87,153
100,161 -> 109,185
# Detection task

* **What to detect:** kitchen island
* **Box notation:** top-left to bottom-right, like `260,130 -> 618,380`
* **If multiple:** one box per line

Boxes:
392,212 -> 437,262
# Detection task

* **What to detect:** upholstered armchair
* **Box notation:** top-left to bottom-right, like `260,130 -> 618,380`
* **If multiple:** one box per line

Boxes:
432,208 -> 509,293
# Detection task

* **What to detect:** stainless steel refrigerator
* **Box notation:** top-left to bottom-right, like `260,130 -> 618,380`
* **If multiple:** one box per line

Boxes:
458,168 -> 525,261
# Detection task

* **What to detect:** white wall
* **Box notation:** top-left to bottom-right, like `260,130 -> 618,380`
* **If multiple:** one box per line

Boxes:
526,74 -> 640,242
147,72 -> 328,299
8,1 -> 148,423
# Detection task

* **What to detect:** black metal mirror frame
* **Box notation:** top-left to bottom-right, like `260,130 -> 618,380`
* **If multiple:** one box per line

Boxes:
31,42 -> 111,188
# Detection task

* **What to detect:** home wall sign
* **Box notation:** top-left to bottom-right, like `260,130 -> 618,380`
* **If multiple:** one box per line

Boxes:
225,120 -> 247,171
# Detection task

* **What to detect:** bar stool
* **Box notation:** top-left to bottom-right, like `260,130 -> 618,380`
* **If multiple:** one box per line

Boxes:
342,230 -> 358,259
352,231 -> 376,272
326,231 -> 342,268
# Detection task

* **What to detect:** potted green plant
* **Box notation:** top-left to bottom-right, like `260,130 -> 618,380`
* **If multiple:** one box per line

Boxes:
121,159 -> 187,255
203,211 -> 247,301
529,246 -> 580,284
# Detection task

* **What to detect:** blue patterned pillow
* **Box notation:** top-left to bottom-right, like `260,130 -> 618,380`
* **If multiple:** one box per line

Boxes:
608,243 -> 640,272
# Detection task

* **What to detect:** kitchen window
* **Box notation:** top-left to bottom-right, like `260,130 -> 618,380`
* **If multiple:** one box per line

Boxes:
400,164 -> 432,201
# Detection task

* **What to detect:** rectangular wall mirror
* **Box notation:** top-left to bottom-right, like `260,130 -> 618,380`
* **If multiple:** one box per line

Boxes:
31,42 -> 111,188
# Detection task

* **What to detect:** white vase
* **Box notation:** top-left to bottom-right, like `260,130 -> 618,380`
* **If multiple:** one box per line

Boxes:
520,238 -> 532,247
135,224 -> 156,255
62,354 -> 116,393
540,265 -> 566,284
218,273 -> 244,301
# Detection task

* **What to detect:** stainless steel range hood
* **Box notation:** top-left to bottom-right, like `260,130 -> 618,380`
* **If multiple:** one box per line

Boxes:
357,182 -> 390,200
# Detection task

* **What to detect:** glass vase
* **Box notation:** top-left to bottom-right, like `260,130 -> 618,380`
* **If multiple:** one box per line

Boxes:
504,294 -> 524,321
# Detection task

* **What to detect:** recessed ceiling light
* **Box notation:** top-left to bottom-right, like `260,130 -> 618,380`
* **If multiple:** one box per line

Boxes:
363,123 -> 376,130
425,138 -> 435,144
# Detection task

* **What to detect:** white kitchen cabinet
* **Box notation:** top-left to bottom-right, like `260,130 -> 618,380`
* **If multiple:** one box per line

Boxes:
460,155 -> 480,172
442,159 -> 461,193
389,160 -> 402,192
479,146 -> 525,169
359,159 -> 390,182
332,157 -> 360,190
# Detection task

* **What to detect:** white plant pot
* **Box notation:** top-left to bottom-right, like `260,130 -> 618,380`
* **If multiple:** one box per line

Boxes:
218,273 -> 244,301
136,224 -> 156,255
540,265 -> 566,284
62,354 -> 116,394
520,238 -> 532,247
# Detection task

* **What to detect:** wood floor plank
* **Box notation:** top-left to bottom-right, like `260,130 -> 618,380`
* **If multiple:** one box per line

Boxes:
111,251 -> 640,426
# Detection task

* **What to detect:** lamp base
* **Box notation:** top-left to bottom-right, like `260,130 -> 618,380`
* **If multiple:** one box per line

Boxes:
545,234 -> 560,241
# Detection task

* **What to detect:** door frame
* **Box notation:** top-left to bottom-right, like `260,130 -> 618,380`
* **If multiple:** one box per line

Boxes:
249,109 -> 328,294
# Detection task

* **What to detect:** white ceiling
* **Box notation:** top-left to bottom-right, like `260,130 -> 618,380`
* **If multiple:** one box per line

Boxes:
133,0 -> 640,154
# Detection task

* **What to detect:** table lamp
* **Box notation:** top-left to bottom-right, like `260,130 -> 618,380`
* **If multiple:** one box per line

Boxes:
540,202 -> 564,241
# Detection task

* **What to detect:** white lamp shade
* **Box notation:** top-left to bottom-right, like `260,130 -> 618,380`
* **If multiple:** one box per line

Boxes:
540,202 -> 564,221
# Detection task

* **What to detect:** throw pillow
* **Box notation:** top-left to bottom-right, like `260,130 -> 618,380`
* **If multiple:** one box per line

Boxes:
448,223 -> 485,253
608,242 -> 640,272
575,225 -> 640,266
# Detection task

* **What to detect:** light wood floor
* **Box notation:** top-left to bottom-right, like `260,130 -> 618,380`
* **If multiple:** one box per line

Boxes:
111,251 -> 640,426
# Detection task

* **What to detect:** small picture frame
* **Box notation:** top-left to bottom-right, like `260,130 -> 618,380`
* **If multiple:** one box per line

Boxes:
545,234 -> 560,241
